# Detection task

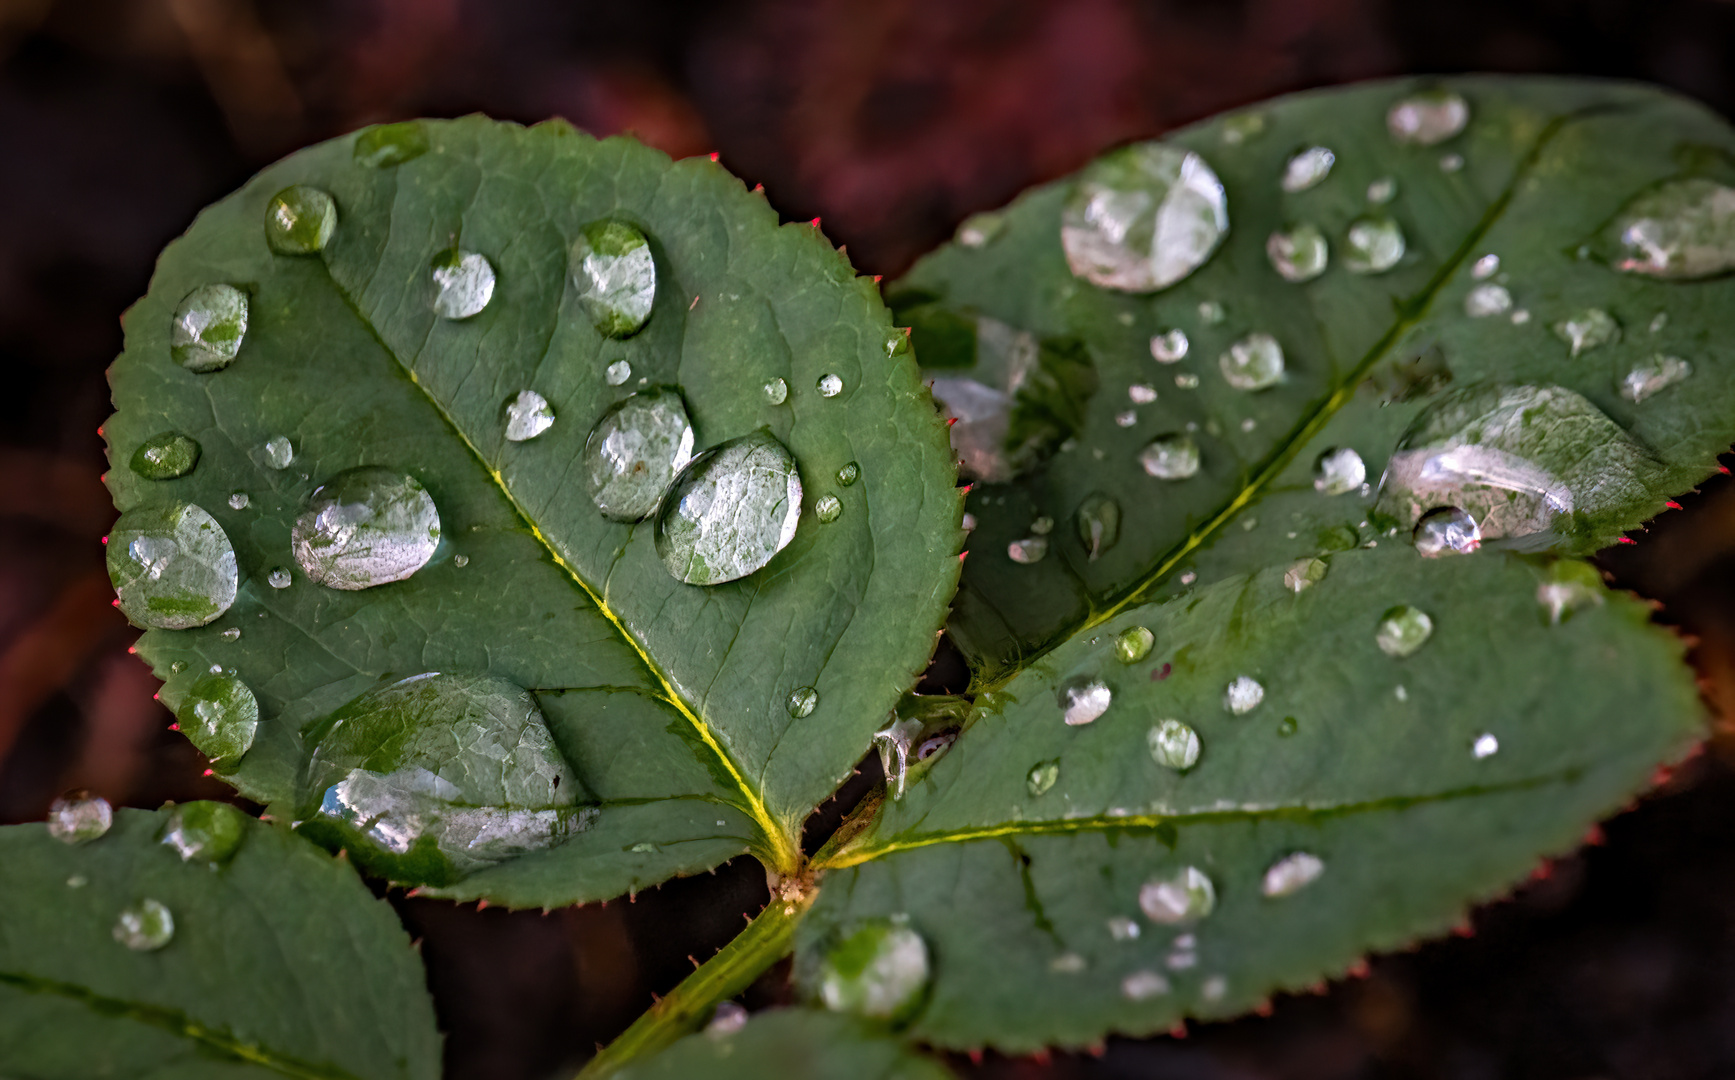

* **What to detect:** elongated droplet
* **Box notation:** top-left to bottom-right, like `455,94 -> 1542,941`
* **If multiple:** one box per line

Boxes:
171,284 -> 249,372
814,916 -> 930,1021
1115,626 -> 1154,664
1595,178 -> 1735,279
1266,224 -> 1329,282
176,670 -> 259,762
1224,676 -> 1264,715
1386,90 -> 1469,145
1150,328 -> 1189,362
503,390 -> 555,442
47,791 -> 112,844
1376,605 -> 1433,657
1141,433 -> 1200,480
1007,537 -> 1048,564
1059,676 -> 1112,726
1027,760 -> 1060,797
1220,333 -> 1284,391
431,248 -> 495,319
114,899 -> 175,951
1620,354 -> 1692,403
836,461 -> 860,486
1413,506 -> 1481,557
130,432 -> 201,480
817,373 -> 844,398
584,390 -> 693,521
572,220 -> 655,338
159,801 -> 247,864
265,185 -> 337,255
1552,308 -> 1620,357
1313,447 -> 1365,495
655,430 -> 801,586
763,378 -> 788,404
1060,142 -> 1229,292
108,503 -> 238,630
1344,216 -> 1405,274
1148,720 -> 1200,770
787,686 -> 818,718
815,494 -> 842,523
262,435 -> 294,470
1281,146 -> 1335,192
1076,492 -> 1121,559
1262,852 -> 1325,897
354,121 -> 429,167
1284,557 -> 1327,593
1537,560 -> 1604,625
1140,866 -> 1216,924
1464,283 -> 1512,317
292,467 -> 440,590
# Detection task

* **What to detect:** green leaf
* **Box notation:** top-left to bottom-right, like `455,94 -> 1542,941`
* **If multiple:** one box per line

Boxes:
103,118 -> 961,902
613,1009 -> 954,1080
0,806 -> 439,1079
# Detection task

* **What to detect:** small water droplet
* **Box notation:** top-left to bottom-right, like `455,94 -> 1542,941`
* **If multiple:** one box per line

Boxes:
503,390 -> 556,442
177,670 -> 259,761
1386,90 -> 1470,146
1284,558 -> 1327,593
585,388 -> 695,522
787,686 -> 818,718
956,211 -> 1005,248
1129,383 -> 1158,404
1394,685 -> 1408,701
452,554 -> 469,568
67,874 -> 87,888
1551,308 -> 1620,357
1059,676 -> 1112,726
573,221 -> 655,338
1278,716 -> 1299,736
1179,571 -> 1197,586
836,461 -> 860,486
1649,311 -> 1669,334
1060,143 -> 1229,292
265,185 -> 337,255
429,248 -> 496,320
1510,308 -> 1531,325
815,916 -> 930,1020
1141,433 -> 1201,480
1140,866 -> 1215,924
1198,300 -> 1226,324
1439,153 -> 1465,173
1472,732 -> 1499,759
1026,759 -> 1061,798
130,432 -> 202,480
1150,329 -> 1190,362
960,512 -> 977,531
817,373 -> 844,398
1472,254 -> 1500,280
220,627 -> 241,641
1262,851 -> 1326,897
1075,493 -> 1122,560
170,284 -> 249,373
1463,282 -> 1512,317
1620,354 -> 1693,403
1219,333 -> 1284,391
705,1001 -> 750,1039
108,503 -> 238,629
159,801 -> 247,864
354,121 -> 429,167
1224,676 -> 1264,715
1050,952 -> 1087,973
763,377 -> 788,404
656,430 -> 801,585
1121,970 -> 1170,1000
1114,625 -> 1154,664
267,567 -> 292,589
1376,605 -> 1433,657
814,494 -> 843,524
1344,216 -> 1406,274
293,468 -> 440,590
1173,373 -> 1200,390
1221,112 -> 1266,145
170,661 -> 188,674
1107,916 -> 1141,941
113,899 -> 174,951
1007,536 -> 1049,564
1266,224 -> 1329,283
227,491 -> 249,511
1367,176 -> 1397,204
1281,147 -> 1335,193
1537,560 -> 1605,625
47,791 -> 112,844
1115,410 -> 1138,427
261,435 -> 294,470
1148,719 -> 1201,770
1313,447 -> 1365,495
602,360 -> 632,387
1413,506 -> 1481,557
1241,418 -> 1257,433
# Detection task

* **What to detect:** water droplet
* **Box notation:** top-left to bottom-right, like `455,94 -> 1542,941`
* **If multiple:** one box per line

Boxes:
1266,224 -> 1329,283
1059,676 -> 1112,726
293,468 -> 440,590
1386,90 -> 1469,146
47,791 -> 112,844
113,899 -> 174,951
1261,851 -> 1326,897
1197,300 -> 1226,324
1284,557 -> 1327,593
1179,571 -> 1197,586
812,493 -> 843,524
1462,282 -> 1512,317
604,359 -> 633,386
1027,760 -> 1060,797
261,436 -> 294,470
705,1001 -> 750,1039
836,461 -> 860,486
1649,311 -> 1669,334
1150,329 -> 1190,362
960,512 -> 977,531
108,503 -> 238,629
814,916 -> 930,1020
1129,383 -> 1158,405
1472,733 -> 1499,759
265,185 -> 337,255
1551,308 -> 1620,357
1107,916 -> 1140,941
176,670 -> 259,762
303,672 -> 588,884
1148,719 -> 1201,770
227,491 -> 249,511
1313,447 -> 1365,495
170,661 -> 188,674
1620,354 -> 1693,403
1007,537 -> 1049,564
67,875 -> 87,888
572,221 -> 655,338
1376,605 -> 1433,657
1141,433 -> 1201,480
1438,153 -> 1465,173
1114,625 -> 1154,664
170,283 -> 250,374
787,686 -> 818,718
1510,308 -> 1531,325
1596,178 -> 1735,279
130,432 -> 202,480
220,627 -> 241,641
1050,952 -> 1087,973
1075,493 -> 1122,560
1280,146 -> 1335,193
1224,676 -> 1264,715
763,377 -> 788,405
159,801 -> 247,864
452,554 -> 469,568
1278,716 -> 1299,736
354,121 -> 429,167
1472,253 -> 1500,280
267,567 -> 292,589
956,211 -> 1005,247
1537,560 -> 1605,625
1367,176 -> 1397,204
1173,373 -> 1199,390
1140,866 -> 1216,924
1413,506 -> 1481,557
817,373 -> 844,398
1060,142 -> 1229,292
1219,333 -> 1284,392
503,390 -> 555,442
1122,970 -> 1170,1001
430,248 -> 495,319
655,430 -> 801,585
1344,217 -> 1406,274
1221,112 -> 1266,145
1115,410 -> 1138,428
583,388 -> 695,522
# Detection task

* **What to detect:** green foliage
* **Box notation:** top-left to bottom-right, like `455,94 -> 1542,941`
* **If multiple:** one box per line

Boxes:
613,1010 -> 953,1080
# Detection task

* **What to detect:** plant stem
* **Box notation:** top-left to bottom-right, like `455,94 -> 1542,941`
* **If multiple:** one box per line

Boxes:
576,886 -> 816,1078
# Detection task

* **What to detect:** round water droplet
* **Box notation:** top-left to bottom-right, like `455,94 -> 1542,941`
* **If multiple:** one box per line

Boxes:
267,566 -> 292,589
1262,851 -> 1325,897
1060,142 -> 1229,292
1148,719 -> 1201,770
1224,675 -> 1264,715
1413,506 -> 1481,557
1313,447 -> 1365,495
655,430 -> 802,586
452,554 -> 469,568
1059,676 -> 1112,726
1150,328 -> 1190,363
602,361 -> 632,387
1464,283 -> 1512,317
114,899 -> 174,951
787,686 -> 818,718
1472,253 -> 1500,280
813,916 -> 930,1021
1198,300 -> 1227,324
1140,866 -> 1216,924
108,503 -> 238,630
817,373 -> 844,398
1027,759 -> 1060,797
1472,732 -> 1499,759
1076,493 -> 1122,560
1367,176 -> 1397,204
1281,146 -> 1335,192
503,390 -> 555,442
130,432 -> 201,480
176,670 -> 259,762
583,388 -> 695,522
1620,354 -> 1693,403
292,467 -> 440,591
1284,557 -> 1328,593
262,435 -> 294,470
1266,224 -> 1329,283
1114,625 -> 1154,664
1140,434 -> 1200,480
573,220 -> 655,338
265,185 -> 337,255
1007,536 -> 1049,564
430,248 -> 496,319
159,801 -> 247,864
1596,178 -> 1735,279
1439,153 -> 1465,173
1376,605 -> 1433,657
1278,715 -> 1299,736
763,377 -> 788,405
1122,970 -> 1170,1001
814,494 -> 842,523
1344,216 -> 1405,274
1219,333 -> 1284,391
1537,560 -> 1604,625
836,461 -> 860,487
354,121 -> 429,167
170,284 -> 249,373
1386,90 -> 1469,145
47,791 -> 112,844
227,491 -> 249,511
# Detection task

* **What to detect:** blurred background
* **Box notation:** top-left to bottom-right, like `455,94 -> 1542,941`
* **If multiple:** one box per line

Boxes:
6,1 -> 1735,1076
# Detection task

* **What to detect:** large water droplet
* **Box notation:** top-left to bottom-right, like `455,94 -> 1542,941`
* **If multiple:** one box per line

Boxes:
1139,866 -> 1216,924
1537,560 -> 1605,625
171,284 -> 249,373
572,220 -> 655,338
655,430 -> 801,586
130,432 -> 201,480
815,494 -> 843,523
1140,433 -> 1201,480
813,915 -> 930,1021
1115,625 -> 1154,664
1595,178 -> 1735,279
354,121 -> 429,167
1313,447 -> 1365,495
1281,146 -> 1335,192
1551,308 -> 1620,357
262,435 -> 294,470
836,461 -> 860,487
1376,605 -> 1433,657
1266,224 -> 1329,283
1122,970 -> 1170,1001
1027,759 -> 1060,797
1060,143 -> 1229,292
430,248 -> 496,319
786,686 -> 819,719
177,670 -> 259,762
1464,283 -> 1512,317
582,389 -> 695,523
1224,676 -> 1264,715
292,468 -> 440,590
1148,720 -> 1201,771
1386,90 -> 1469,146
108,503 -> 238,629
1150,328 -> 1189,363
47,791 -> 112,844
1284,557 -> 1328,593
1261,851 -> 1325,897
1219,333 -> 1284,391
503,390 -> 556,442
302,672 -> 589,884
1413,506 -> 1481,557
1620,354 -> 1693,403
1007,537 -> 1049,564
1344,217 -> 1405,274
1076,493 -> 1121,560
159,801 -> 247,864
265,185 -> 337,255
763,378 -> 788,405
114,899 -> 174,951
1059,676 -> 1112,726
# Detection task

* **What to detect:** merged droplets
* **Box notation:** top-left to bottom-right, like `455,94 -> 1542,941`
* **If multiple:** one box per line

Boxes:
1552,308 -> 1620,357
175,670 -> 259,762
812,916 -> 930,1021
47,791 -> 113,844
293,467 -> 440,590
1266,224 -> 1329,283
1375,605 -> 1434,657
430,248 -> 496,319
265,185 -> 337,255
171,284 -> 249,372
107,502 -> 238,630
1148,720 -> 1200,771
1220,333 -> 1284,391
1076,493 -> 1121,560
130,432 -> 201,480
1223,676 -> 1264,715
1261,852 -> 1326,897
1595,178 -> 1735,279
1060,142 -> 1229,292
1059,676 -> 1112,726
1027,759 -> 1060,797
1464,283 -> 1512,317
1141,433 -> 1201,480
1620,354 -> 1693,403
353,121 -> 429,167
114,899 -> 175,951
572,220 -> 656,338
1139,866 -> 1216,924
655,430 -> 801,586
1150,329 -> 1189,363
1343,217 -> 1405,274
1280,146 -> 1335,192
1114,625 -> 1154,664
503,390 -> 556,442
159,801 -> 247,864
1386,90 -> 1470,146
1312,447 -> 1365,495
1413,506 -> 1481,557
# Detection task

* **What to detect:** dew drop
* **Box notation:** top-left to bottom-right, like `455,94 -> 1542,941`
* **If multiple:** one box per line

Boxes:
170,284 -> 249,372
605,360 -> 632,386
1140,866 -> 1216,924
1224,676 -> 1264,715
159,801 -> 247,864
1413,506 -> 1481,557
1375,605 -> 1433,657
1219,333 -> 1284,391
1344,216 -> 1405,274
1511,309 -> 1531,325
262,435 -> 294,470
1122,970 -> 1170,1001
354,121 -> 429,167
227,491 -> 249,511
1596,178 -> 1735,279
1007,537 -> 1049,564
1150,329 -> 1190,363
1386,90 -> 1470,146
267,567 -> 292,589
1367,176 -> 1397,204
107,503 -> 238,629
1115,410 -> 1138,428
815,494 -> 843,523
787,686 -> 818,718
1649,312 -> 1669,334
1552,308 -> 1620,357
1148,719 -> 1201,770
47,791 -> 112,844
1076,493 -> 1121,560
430,248 -> 496,319
1261,851 -> 1325,897
1050,952 -> 1087,973
1114,625 -> 1154,664
1439,153 -> 1465,173
956,211 -> 1004,247
1107,916 -> 1141,941
1313,447 -> 1365,495
1173,373 -> 1199,390
1472,733 -> 1500,759
1278,716 -> 1299,736
1281,146 -> 1335,193
1620,354 -> 1693,403
1464,283 -> 1512,317
815,916 -> 930,1020
176,670 -> 259,762
572,220 -> 655,338
220,627 -> 241,641
960,512 -> 977,531
817,373 -> 844,398
1198,300 -> 1226,325
763,377 -> 788,405
1472,253 -> 1500,280
1059,676 -> 1112,726
1537,560 -> 1605,625
1027,760 -> 1060,797
1129,383 -> 1158,404
265,185 -> 337,255
452,554 -> 468,568
705,1001 -> 750,1039
130,432 -> 201,480
1284,557 -> 1327,593
836,461 -> 860,487
114,899 -> 174,951
1141,433 -> 1201,480
584,388 -> 695,522
503,390 -> 556,442
655,430 -> 801,585
1060,143 -> 1229,292
292,468 -> 439,590
1266,224 -> 1329,283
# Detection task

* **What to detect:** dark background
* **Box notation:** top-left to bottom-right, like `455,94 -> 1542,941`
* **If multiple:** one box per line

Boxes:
6,1 -> 1735,1077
